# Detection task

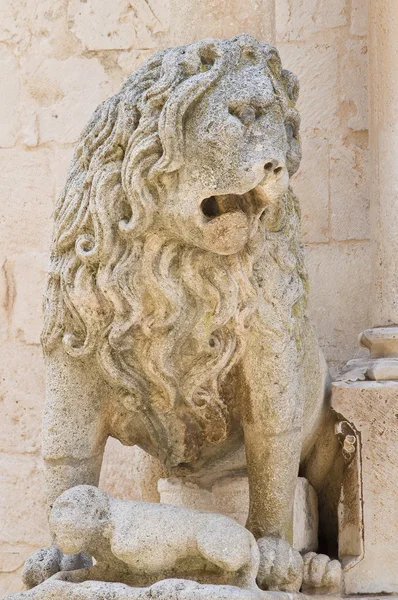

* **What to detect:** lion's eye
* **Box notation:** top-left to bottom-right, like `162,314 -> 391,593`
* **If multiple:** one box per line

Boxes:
228,104 -> 258,127
285,122 -> 295,142
199,46 -> 216,71
237,106 -> 256,126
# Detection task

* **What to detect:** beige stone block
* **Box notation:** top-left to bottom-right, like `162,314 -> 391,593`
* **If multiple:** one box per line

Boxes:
167,0 -> 274,46
22,57 -> 114,144
293,478 -> 318,553
350,0 -> 368,36
0,46 -> 20,147
292,137 -> 329,243
0,148 -> 54,255
117,50 -> 154,77
306,242 -> 371,364
28,0 -> 81,60
212,477 -> 249,526
68,0 -> 137,51
0,564 -> 25,596
0,256 -> 12,343
0,343 -> 45,454
0,453 -> 50,548
99,438 -> 140,501
10,252 -> 48,345
20,111 -> 39,148
158,476 -> 317,552
332,381 -> 398,593
128,446 -> 166,503
100,442 -> 167,503
0,0 -> 79,59
0,0 -> 21,44
158,478 -> 216,512
50,146 -> 74,199
330,137 -> 370,240
278,43 -> 339,133
0,547 -> 26,577
69,0 -> 169,51
340,39 -> 368,131
133,0 -> 170,47
276,0 -> 347,42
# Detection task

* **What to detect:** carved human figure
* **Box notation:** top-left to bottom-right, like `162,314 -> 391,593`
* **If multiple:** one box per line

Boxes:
47,485 -> 260,588
24,35 -> 341,591
17,486 -> 340,599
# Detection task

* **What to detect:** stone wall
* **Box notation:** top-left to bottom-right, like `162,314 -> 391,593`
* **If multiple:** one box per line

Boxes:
0,0 -> 369,594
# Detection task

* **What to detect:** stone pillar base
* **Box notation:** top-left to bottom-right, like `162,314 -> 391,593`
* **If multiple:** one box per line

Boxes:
342,327 -> 398,381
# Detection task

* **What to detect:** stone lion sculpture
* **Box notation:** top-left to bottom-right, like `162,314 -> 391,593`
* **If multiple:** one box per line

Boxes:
26,34 -> 342,592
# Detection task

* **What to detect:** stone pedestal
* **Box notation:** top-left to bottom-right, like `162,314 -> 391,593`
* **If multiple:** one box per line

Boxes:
158,476 -> 318,554
332,381 -> 398,594
342,327 -> 398,381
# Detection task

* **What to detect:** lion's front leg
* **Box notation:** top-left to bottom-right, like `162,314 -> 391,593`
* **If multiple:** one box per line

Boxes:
23,347 -> 110,589
241,328 -> 304,543
243,417 -> 302,542
42,347 -> 109,508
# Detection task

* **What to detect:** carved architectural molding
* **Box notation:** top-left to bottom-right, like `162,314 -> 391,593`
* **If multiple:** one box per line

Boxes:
339,327 -> 398,381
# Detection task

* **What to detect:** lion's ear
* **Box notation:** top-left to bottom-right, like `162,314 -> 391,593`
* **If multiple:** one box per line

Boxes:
181,48 -> 201,76
267,49 -> 282,79
281,69 -> 299,106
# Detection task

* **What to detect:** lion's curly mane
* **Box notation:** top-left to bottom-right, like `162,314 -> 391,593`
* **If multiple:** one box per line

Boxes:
42,35 -> 305,465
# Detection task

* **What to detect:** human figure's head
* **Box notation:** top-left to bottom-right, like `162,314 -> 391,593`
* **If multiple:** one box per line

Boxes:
50,485 -> 111,555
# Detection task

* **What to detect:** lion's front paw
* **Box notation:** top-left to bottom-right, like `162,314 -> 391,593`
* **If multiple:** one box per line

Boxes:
22,546 -> 92,589
301,552 -> 342,594
256,536 -> 303,592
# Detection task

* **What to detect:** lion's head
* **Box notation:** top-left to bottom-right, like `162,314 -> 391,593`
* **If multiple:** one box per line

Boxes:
42,35 -> 302,465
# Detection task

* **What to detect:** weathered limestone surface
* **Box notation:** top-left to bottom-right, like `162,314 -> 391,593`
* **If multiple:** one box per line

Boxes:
332,381 -> 398,594
167,0 -> 275,46
4,578 -> 294,600
0,0 -> 370,594
276,0 -> 347,42
305,243 -> 371,367
276,18 -> 371,374
292,137 -> 329,244
324,6 -> 398,596
35,35 -> 339,587
368,0 -> 398,329
330,136 -> 369,242
0,47 -> 20,147
5,34 -> 345,599
340,0 -> 398,383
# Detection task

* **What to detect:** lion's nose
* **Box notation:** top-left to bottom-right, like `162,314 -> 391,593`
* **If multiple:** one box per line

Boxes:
264,160 -> 286,175
264,160 -> 285,176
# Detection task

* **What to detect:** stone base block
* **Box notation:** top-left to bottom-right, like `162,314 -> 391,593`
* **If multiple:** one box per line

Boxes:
3,577 -> 301,600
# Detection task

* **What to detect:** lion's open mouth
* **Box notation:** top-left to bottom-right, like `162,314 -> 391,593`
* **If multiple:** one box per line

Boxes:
199,184 -> 269,255
200,185 -> 267,221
